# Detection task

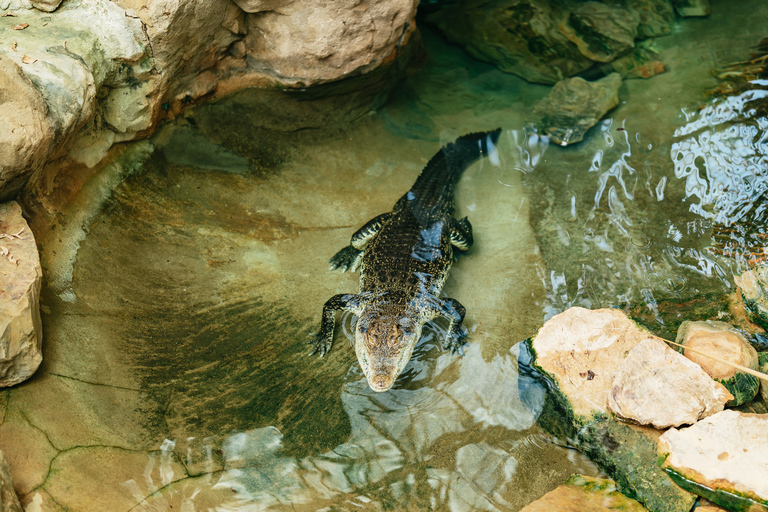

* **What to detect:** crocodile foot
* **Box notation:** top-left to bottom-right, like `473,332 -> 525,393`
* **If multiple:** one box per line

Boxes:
329,245 -> 363,272
308,332 -> 333,357
443,327 -> 468,356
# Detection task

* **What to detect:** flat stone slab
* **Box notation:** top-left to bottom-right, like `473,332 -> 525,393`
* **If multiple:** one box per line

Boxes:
659,410 -> 768,511
608,337 -> 732,429
531,307 -> 661,420
0,201 -> 42,387
533,73 -> 622,146
520,474 -> 647,511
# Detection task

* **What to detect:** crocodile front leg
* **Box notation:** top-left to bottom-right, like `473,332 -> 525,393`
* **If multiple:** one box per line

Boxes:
329,213 -> 392,272
437,297 -> 469,355
309,293 -> 367,356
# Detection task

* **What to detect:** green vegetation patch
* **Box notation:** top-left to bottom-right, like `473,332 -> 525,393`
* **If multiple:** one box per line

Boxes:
717,372 -> 760,406
663,467 -> 768,512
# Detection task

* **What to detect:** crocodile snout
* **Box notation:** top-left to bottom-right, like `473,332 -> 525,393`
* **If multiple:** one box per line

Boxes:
369,373 -> 394,392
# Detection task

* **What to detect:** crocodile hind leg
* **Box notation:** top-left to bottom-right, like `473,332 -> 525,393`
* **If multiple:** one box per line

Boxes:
436,297 -> 469,355
329,213 -> 392,272
309,293 -> 366,356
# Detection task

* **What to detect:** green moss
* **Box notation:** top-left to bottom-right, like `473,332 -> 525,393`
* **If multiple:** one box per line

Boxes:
716,372 -> 760,406
663,467 -> 768,512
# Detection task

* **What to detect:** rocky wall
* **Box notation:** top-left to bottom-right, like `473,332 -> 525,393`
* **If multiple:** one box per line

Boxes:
0,0 -> 421,225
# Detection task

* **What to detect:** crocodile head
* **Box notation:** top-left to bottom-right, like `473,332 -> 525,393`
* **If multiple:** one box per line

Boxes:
354,308 -> 422,392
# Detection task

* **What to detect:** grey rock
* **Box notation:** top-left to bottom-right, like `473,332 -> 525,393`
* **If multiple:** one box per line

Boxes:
0,201 -> 42,388
608,338 -> 732,429
634,0 -> 675,38
559,2 -> 640,63
426,0 -> 594,85
534,73 -> 622,146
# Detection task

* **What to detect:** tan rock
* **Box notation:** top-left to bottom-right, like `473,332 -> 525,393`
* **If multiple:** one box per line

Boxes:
0,406 -> 58,497
29,0 -> 61,12
608,338 -> 732,428
676,320 -> 758,380
0,450 -> 21,512
0,201 -> 42,388
520,474 -> 647,512
531,307 -> 661,420
676,320 -> 760,406
659,410 -> 768,509
0,55 -> 54,196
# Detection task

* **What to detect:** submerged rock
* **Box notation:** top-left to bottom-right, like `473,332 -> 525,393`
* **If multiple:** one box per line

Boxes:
608,338 -> 732,429
659,410 -> 768,511
558,3 -> 639,63
534,73 -> 622,146
676,320 -> 760,406
0,450 -> 22,512
0,201 -> 42,388
530,307 -> 696,512
735,266 -> 768,329
519,474 -> 647,512
426,0 -> 594,85
671,0 -> 711,17
634,0 -> 675,39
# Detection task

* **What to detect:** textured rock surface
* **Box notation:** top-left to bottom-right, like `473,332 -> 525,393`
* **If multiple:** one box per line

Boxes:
426,0 -> 594,85
533,73 -> 622,146
0,451 -> 21,512
736,266 -> 768,329
659,410 -> 768,511
559,2 -> 639,63
519,474 -> 647,511
29,0 -> 60,12
0,201 -> 42,387
635,0 -> 675,38
532,307 -> 697,512
676,320 -> 760,406
532,306 -> 660,419
1,0 -> 420,204
0,55 -> 54,199
608,338 -> 732,428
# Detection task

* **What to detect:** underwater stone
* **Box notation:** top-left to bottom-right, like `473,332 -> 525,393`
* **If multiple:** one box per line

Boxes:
608,338 -> 732,429
676,320 -> 760,406
659,410 -> 768,511
0,202 -> 42,388
634,0 -> 675,38
519,474 -> 647,512
735,266 -> 768,330
426,0 -> 594,85
533,73 -> 622,146
670,0 -> 711,17
0,450 -> 22,512
559,2 -> 640,63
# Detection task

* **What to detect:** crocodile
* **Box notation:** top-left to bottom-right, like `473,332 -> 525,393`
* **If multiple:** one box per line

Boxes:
310,129 -> 502,392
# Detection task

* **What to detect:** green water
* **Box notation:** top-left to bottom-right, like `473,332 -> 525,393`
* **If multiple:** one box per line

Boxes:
5,0 -> 768,510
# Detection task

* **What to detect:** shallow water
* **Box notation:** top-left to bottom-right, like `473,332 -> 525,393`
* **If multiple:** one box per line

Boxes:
4,0 -> 768,510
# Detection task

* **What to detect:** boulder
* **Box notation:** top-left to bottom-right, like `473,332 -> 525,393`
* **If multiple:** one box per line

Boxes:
558,3 -> 639,63
735,266 -> 768,330
659,410 -> 768,511
671,0 -> 711,17
608,338 -> 732,429
519,474 -> 647,512
534,73 -> 622,146
29,0 -> 60,12
426,0 -> 594,85
634,0 -> 675,39
0,450 -> 22,512
530,307 -> 697,512
0,55 -> 54,199
0,201 -> 42,388
676,320 -> 760,406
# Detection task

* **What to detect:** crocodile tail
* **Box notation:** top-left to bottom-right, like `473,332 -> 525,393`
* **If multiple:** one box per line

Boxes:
447,128 -> 502,168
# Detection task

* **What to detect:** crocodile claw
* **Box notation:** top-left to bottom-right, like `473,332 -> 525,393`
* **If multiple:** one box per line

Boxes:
329,245 -> 363,273
308,332 -> 333,357
444,328 -> 468,355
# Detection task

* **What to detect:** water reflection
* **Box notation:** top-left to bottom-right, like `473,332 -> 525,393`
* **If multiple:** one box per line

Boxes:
129,339 -> 580,511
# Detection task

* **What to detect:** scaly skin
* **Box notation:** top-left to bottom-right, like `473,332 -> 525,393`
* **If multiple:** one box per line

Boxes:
310,129 -> 502,392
